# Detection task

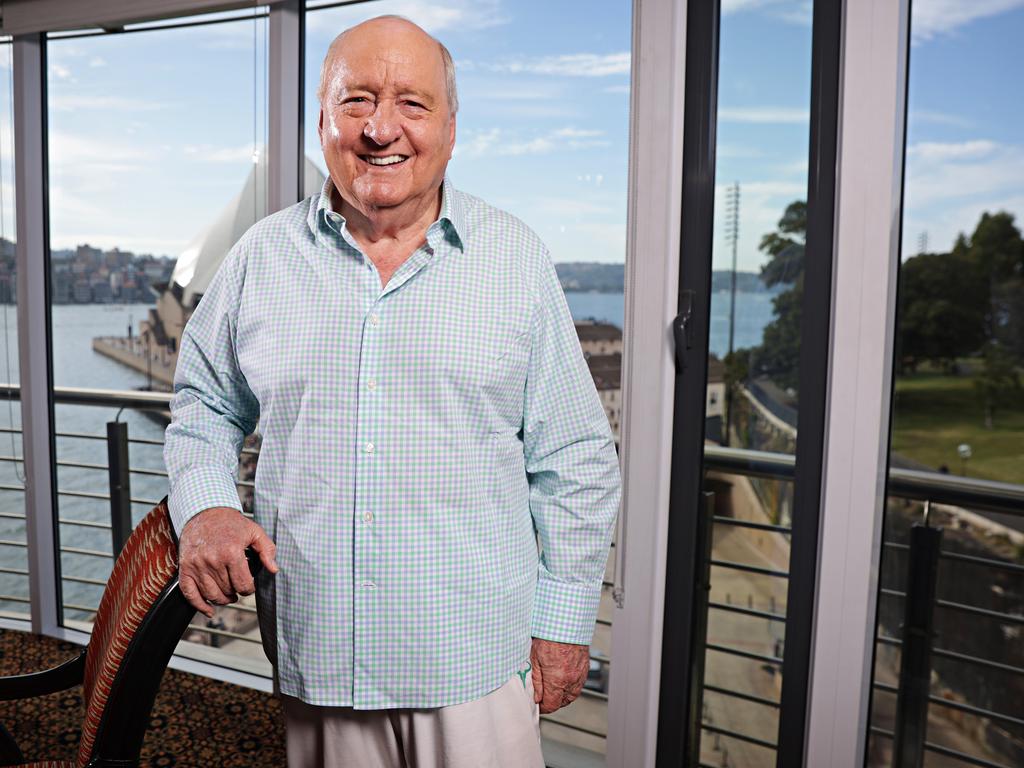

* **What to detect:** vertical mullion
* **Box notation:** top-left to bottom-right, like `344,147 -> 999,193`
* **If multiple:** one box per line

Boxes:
13,33 -> 61,636
777,0 -> 844,761
606,0 -> 689,763
804,0 -> 911,764
268,0 -> 304,214
655,0 -> 720,764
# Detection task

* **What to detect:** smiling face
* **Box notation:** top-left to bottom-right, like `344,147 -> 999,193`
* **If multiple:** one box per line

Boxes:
317,18 -> 456,222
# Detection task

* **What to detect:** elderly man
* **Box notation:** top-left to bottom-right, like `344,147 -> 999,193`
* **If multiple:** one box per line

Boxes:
165,15 -> 620,767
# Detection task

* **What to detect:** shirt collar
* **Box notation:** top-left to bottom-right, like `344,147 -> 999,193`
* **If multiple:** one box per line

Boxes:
308,175 -> 466,251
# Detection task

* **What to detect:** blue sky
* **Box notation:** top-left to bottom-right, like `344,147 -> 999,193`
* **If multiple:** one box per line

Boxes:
2,0 -> 1019,273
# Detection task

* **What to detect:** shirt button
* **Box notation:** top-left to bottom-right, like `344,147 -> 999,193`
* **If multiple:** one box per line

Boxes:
367,378 -> 377,391
363,511 -> 374,523
364,442 -> 375,454
369,313 -> 380,327
361,580 -> 376,589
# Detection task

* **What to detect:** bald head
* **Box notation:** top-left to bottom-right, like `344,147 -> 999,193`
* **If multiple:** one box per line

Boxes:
316,15 -> 459,115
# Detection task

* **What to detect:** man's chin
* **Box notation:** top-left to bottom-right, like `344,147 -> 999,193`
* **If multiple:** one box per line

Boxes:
351,182 -> 416,210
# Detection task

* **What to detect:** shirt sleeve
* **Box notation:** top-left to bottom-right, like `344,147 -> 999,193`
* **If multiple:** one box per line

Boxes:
524,250 -> 622,646
163,241 -> 260,538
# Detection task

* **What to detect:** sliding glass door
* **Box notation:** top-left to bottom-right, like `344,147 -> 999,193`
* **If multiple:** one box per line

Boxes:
657,1 -> 842,765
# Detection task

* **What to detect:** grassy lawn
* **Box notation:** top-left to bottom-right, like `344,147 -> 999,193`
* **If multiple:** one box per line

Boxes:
891,371 -> 1024,485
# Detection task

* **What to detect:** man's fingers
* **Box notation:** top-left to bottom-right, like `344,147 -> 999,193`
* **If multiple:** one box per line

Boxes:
180,574 -> 214,618
203,557 -> 236,598
227,556 -> 256,596
540,681 -> 564,714
249,526 -> 279,574
197,572 -> 233,607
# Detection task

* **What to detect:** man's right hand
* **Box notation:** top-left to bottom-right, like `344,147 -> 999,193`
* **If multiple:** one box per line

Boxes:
178,507 -> 279,618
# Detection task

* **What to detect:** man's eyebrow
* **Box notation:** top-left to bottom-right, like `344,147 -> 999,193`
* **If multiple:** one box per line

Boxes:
395,88 -> 437,104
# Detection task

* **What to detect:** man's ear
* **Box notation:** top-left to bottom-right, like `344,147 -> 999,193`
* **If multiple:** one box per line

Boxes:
317,107 -> 325,143
449,113 -> 457,155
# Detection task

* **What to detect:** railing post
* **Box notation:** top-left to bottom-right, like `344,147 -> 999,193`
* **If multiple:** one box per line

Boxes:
893,518 -> 943,767
107,421 -> 132,556
686,490 -> 716,767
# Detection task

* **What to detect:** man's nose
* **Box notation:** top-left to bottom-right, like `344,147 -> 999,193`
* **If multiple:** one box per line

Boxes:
363,102 -> 403,145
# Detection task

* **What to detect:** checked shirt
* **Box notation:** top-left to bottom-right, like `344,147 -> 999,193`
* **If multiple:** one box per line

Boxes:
164,176 -> 622,709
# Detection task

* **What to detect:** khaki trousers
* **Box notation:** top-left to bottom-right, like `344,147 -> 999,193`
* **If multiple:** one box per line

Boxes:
280,663 -> 545,768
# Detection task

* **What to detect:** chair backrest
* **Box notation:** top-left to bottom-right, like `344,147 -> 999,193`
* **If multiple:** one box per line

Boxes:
76,496 -> 194,768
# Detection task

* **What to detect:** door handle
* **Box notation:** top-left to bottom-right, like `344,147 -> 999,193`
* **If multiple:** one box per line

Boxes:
673,289 -> 696,371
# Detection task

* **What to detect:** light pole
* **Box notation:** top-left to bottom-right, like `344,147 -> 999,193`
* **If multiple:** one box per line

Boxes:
957,443 -> 972,477
723,182 -> 740,446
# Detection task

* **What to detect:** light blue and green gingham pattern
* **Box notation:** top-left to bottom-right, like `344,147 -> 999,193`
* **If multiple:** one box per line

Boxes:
164,176 -> 621,709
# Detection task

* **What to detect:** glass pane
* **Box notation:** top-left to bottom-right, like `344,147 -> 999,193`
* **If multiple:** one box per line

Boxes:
45,12 -> 269,669
697,3 -> 815,766
305,3 -> 631,763
0,39 -> 28,620
868,4 -> 1024,766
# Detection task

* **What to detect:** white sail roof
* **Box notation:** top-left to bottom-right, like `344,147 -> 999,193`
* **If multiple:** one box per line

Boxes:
171,153 -> 327,307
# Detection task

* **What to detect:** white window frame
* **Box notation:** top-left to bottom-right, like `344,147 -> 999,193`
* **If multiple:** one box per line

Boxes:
805,0 -> 910,764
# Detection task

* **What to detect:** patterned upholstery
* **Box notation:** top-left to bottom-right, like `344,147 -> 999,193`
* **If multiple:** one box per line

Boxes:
74,499 -> 180,767
18,762 -> 76,767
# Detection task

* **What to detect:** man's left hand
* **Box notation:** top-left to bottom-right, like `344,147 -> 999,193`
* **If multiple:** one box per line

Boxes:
530,637 -> 590,714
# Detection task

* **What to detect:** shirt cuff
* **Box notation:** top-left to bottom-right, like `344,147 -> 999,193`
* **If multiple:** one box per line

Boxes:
530,570 -> 603,646
167,467 -> 244,538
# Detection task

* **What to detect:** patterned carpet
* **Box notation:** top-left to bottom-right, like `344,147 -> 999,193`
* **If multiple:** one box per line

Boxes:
0,629 -> 286,767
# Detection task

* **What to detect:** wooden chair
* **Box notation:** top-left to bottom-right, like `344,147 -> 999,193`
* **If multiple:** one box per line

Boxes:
0,496 -> 256,767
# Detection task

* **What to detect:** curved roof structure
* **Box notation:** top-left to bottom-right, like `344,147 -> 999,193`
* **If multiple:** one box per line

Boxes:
171,153 -> 327,308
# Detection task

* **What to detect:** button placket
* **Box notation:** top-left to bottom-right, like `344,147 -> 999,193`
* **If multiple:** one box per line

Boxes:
354,297 -> 384,626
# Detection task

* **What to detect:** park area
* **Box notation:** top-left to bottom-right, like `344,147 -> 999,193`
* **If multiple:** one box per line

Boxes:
890,369 -> 1024,485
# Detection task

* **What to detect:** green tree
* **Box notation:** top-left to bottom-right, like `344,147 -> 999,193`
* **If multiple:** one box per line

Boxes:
896,250 -> 986,373
750,201 -> 806,392
975,341 -> 1022,429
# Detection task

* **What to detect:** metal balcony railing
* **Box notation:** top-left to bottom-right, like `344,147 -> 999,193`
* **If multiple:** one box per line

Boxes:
0,385 -> 1020,766
699,445 -> 1024,768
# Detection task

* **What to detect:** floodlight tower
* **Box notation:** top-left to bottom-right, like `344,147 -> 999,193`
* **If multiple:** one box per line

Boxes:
723,182 -> 741,446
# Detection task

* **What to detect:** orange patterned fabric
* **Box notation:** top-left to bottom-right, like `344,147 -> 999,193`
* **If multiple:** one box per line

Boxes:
75,499 -> 179,768
17,762 -> 76,767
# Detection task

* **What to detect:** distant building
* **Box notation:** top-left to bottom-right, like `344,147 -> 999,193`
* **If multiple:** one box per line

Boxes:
52,270 -> 73,303
575,320 -> 624,443
72,279 -> 92,303
575,321 -> 623,357
583,350 -> 622,443
90,278 -> 113,303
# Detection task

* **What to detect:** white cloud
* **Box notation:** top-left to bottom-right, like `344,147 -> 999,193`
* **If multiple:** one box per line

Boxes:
912,0 -> 1024,42
88,57 -> 107,68
719,106 -> 809,124
904,140 -> 1023,208
183,143 -> 258,163
456,126 -> 609,157
722,0 -> 769,11
49,94 -> 168,113
910,109 -> 973,128
722,0 -> 811,25
306,0 -> 508,36
603,84 -> 630,95
488,53 -> 630,77
50,63 -> 72,80
907,139 -> 997,162
902,138 -> 1024,253
48,132 -> 151,178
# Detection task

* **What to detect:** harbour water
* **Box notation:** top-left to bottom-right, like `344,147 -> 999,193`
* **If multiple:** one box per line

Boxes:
0,290 -> 777,617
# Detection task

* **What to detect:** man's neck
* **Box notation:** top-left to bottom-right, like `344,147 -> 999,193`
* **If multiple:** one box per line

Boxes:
335,185 -> 443,249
